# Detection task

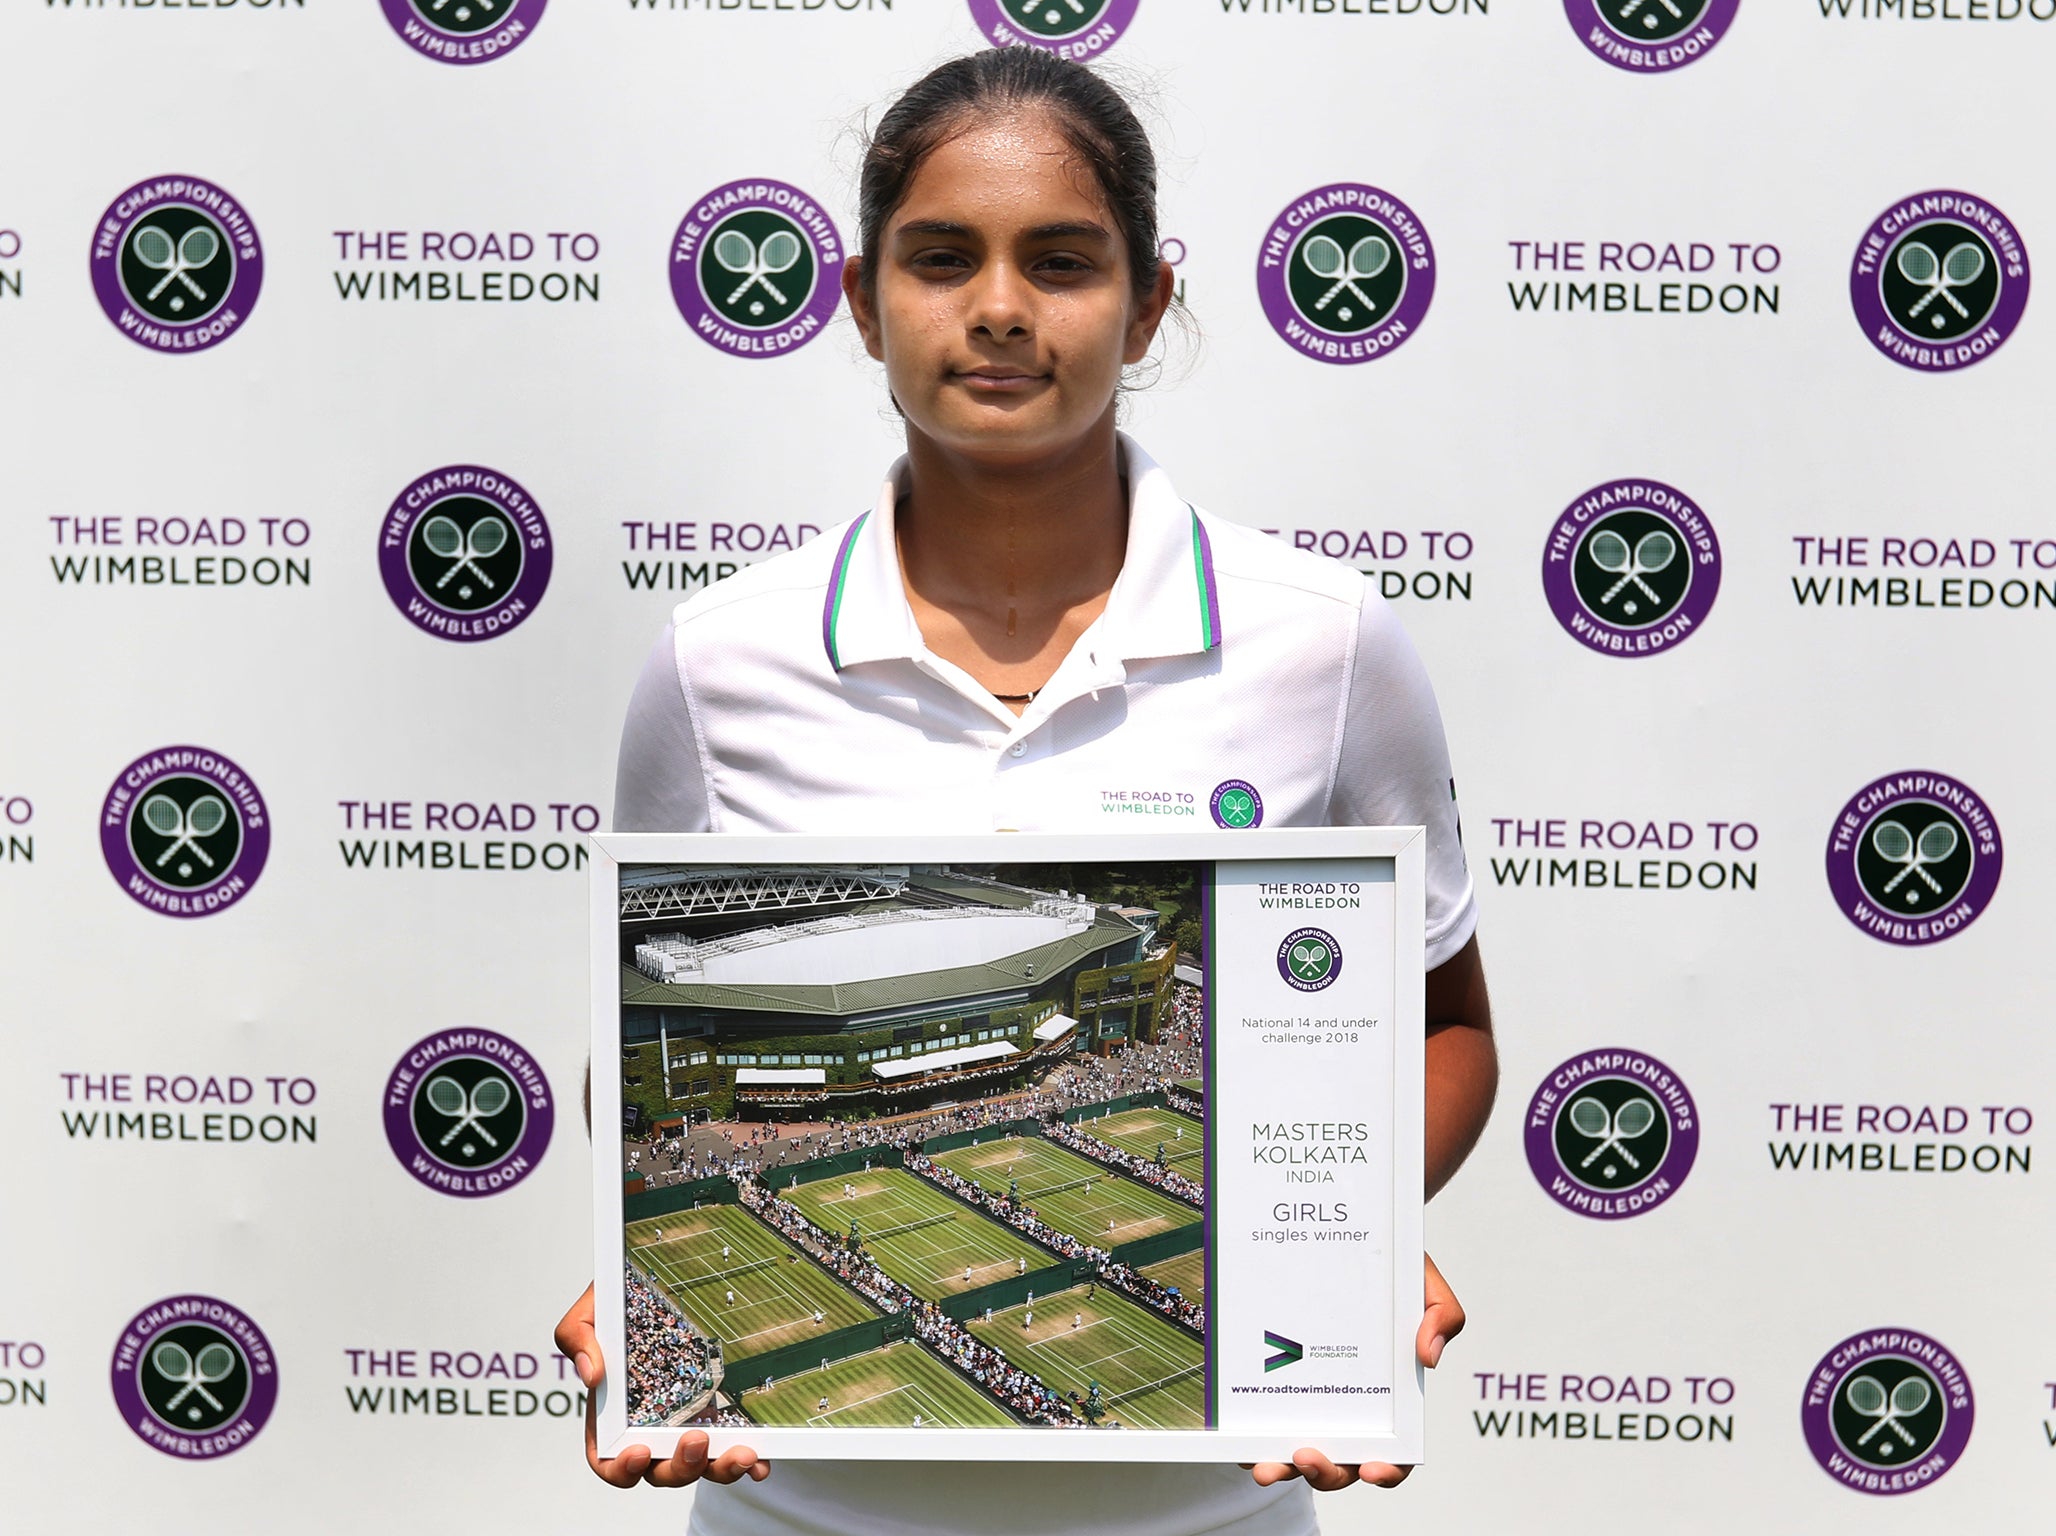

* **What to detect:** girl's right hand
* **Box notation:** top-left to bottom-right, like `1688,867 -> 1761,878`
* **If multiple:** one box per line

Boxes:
555,1283 -> 771,1488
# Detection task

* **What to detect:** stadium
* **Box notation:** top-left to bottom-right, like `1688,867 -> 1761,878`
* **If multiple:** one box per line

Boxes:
618,865 -> 1177,1123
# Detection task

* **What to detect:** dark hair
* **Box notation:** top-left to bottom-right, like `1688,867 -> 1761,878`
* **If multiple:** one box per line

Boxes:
856,49 -> 1166,310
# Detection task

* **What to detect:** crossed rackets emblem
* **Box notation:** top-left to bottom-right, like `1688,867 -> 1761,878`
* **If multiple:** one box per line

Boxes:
712,227 -> 803,316
423,1072 -> 513,1152
1566,1094 -> 1657,1171
1586,527 -> 1676,617
1843,1372 -> 1932,1456
419,513 -> 508,595
149,1339 -> 238,1423
1895,238 -> 1986,330
138,791 -> 231,877
132,223 -> 219,314
1869,817 -> 1958,905
1299,231 -> 1391,324
1288,938 -> 1333,982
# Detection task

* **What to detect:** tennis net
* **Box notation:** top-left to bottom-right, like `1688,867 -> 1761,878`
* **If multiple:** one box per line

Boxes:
865,1211 -> 957,1242
687,1256 -> 780,1287
1020,1175 -> 1100,1200
1108,1361 -> 1204,1404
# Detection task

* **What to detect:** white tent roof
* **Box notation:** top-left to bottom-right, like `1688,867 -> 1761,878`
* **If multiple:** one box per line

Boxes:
734,1067 -> 826,1086
1032,1013 -> 1078,1043
870,1040 -> 1018,1081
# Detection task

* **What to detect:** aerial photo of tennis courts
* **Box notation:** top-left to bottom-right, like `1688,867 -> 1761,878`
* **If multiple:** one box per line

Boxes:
783,1167 -> 1052,1302
929,1135 -> 1195,1248
1072,1105 -> 1205,1172
1138,1250 -> 1206,1309
966,1285 -> 1206,1429
740,1341 -> 1014,1429
626,1203 -> 873,1355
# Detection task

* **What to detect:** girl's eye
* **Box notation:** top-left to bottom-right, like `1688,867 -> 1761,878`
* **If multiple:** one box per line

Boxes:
911,250 -> 970,273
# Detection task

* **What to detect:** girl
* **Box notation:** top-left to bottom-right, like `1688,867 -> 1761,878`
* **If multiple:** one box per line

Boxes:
558,46 -> 1495,1536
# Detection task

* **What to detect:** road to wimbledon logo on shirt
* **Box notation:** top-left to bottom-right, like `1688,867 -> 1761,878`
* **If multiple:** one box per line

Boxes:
381,0 -> 546,64
1850,190 -> 2029,373
1256,185 -> 1435,365
671,180 -> 843,359
1565,0 -> 1738,73
379,466 -> 553,642
90,175 -> 261,354
1524,1049 -> 1698,1219
1801,1328 -> 1973,1495
1824,770 -> 2001,946
101,746 -> 269,918
110,1295 -> 278,1460
384,1028 -> 554,1197
965,0 -> 1139,56
1542,478 -> 1721,657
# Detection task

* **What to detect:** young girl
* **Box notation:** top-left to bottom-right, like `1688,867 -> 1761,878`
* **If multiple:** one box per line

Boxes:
557,46 -> 1496,1536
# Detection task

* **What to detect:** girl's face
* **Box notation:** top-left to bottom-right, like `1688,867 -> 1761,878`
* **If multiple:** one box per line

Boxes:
845,109 -> 1171,468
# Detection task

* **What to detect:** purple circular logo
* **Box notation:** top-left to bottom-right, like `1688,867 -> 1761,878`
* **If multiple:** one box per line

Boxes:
1524,1049 -> 1698,1220
1542,478 -> 1721,657
378,465 -> 552,642
1851,190 -> 2030,373
100,747 -> 269,919
1276,927 -> 1342,992
110,1295 -> 278,1460
965,0 -> 1140,55
1209,780 -> 1263,829
1825,771 -> 2001,946
90,175 -> 261,355
1257,185 -> 1435,364
384,1028 -> 554,1197
670,180 -> 843,359
381,0 -> 546,64
1802,1328 -> 1974,1494
1565,0 -> 1738,72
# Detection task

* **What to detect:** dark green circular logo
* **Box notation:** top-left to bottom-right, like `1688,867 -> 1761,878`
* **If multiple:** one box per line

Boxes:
410,1056 -> 526,1170
1571,508 -> 1693,628
1598,0 -> 1708,43
1831,1357 -> 1947,1468
1550,1078 -> 1669,1193
405,496 -> 524,613
699,209 -> 816,331
1009,0 -> 1114,38
1855,801 -> 1974,913
119,205 -> 235,326
1276,926 -> 1343,992
1881,221 -> 2001,342
127,774 -> 244,890
1286,213 -> 1406,335
140,1323 -> 251,1433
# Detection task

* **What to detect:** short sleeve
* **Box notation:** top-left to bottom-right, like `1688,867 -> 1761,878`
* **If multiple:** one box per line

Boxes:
612,624 -> 716,834
1327,594 -> 1478,969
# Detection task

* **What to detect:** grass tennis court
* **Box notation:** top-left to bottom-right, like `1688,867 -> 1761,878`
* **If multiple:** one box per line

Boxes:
1138,1251 -> 1205,1309
1176,1078 -> 1203,1095
930,1135 -> 1195,1247
625,1203 -> 873,1355
738,1341 -> 1015,1429
965,1284 -> 1205,1430
782,1168 -> 1051,1302
1077,1107 -> 1206,1173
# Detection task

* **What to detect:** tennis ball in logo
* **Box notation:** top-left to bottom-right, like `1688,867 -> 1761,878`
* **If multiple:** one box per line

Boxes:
1276,927 -> 1343,992
1851,192 -> 2030,373
964,0 -> 1141,54
384,1028 -> 554,1197
379,466 -> 552,642
1825,772 -> 2002,945
1565,0 -> 1738,71
90,176 -> 263,354
101,747 -> 269,918
110,1296 -> 278,1460
1524,1050 -> 1699,1219
380,0 -> 548,63
702,210 -> 816,330
1801,1328 -> 1974,1493
1209,780 -> 1263,829
1285,214 -> 1406,336
1542,480 -> 1721,658
1256,185 -> 1435,365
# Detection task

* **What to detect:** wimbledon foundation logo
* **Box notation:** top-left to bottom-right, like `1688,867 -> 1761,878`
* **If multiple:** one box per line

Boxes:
382,0 -> 546,64
966,0 -> 1139,56
90,175 -> 261,355
671,180 -> 842,360
1851,190 -> 2029,373
110,1295 -> 278,1460
1542,478 -> 1720,657
1263,1330 -> 1303,1372
1566,0 -> 1737,72
379,465 -> 553,642
1802,1328 -> 1973,1495
1825,771 -> 2001,946
101,747 -> 269,918
1276,927 -> 1342,992
1257,185 -> 1435,365
1525,1049 -> 1698,1219
384,1028 -> 554,1197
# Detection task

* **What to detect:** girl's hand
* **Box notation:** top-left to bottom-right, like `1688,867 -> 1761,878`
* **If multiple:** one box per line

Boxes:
555,1283 -> 771,1488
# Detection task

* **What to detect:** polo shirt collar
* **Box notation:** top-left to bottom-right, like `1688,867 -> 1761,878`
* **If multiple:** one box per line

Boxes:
822,433 -> 1223,674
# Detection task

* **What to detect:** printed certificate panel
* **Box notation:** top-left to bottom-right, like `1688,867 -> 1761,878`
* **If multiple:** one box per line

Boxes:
586,830 -> 1425,1465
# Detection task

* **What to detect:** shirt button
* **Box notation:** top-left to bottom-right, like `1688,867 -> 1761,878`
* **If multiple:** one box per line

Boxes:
1009,742 -> 1026,758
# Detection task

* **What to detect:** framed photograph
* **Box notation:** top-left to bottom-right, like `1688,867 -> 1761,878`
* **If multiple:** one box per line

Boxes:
587,829 -> 1425,1464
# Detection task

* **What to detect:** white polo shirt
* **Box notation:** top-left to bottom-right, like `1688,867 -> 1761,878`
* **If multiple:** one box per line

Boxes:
614,436 -> 1477,1536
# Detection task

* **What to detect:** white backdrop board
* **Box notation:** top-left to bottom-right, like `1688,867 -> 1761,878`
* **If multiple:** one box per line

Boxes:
1,3 -> 2052,1533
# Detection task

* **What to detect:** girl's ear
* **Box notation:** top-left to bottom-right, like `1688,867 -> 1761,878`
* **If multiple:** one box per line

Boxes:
1125,260 -> 1176,366
844,259 -> 885,362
